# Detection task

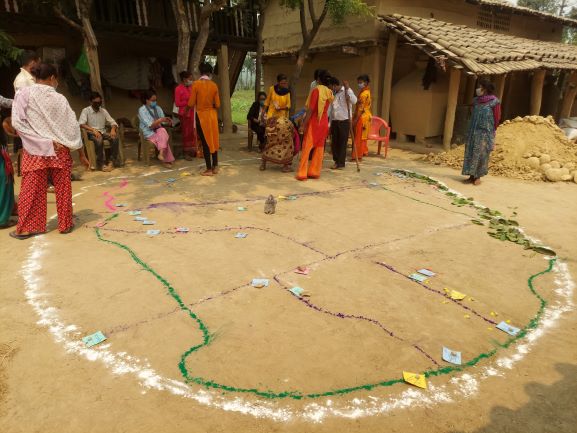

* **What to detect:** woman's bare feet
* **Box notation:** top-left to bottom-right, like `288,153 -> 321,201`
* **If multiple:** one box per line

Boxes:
201,169 -> 214,176
163,162 -> 173,168
473,178 -> 481,185
212,166 -> 219,175
463,176 -> 474,184
157,152 -> 165,162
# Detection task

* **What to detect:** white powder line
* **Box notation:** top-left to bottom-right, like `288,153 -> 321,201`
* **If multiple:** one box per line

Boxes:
20,169 -> 575,422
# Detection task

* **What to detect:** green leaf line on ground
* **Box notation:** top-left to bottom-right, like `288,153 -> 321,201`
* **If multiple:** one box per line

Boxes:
93,176 -> 556,399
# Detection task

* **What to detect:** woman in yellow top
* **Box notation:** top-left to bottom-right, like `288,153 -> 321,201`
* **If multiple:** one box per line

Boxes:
352,74 -> 372,161
260,73 -> 294,172
264,74 -> 291,119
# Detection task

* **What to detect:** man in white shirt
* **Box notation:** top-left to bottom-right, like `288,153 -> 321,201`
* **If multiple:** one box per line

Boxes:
78,92 -> 119,171
329,77 -> 357,169
13,50 -> 39,91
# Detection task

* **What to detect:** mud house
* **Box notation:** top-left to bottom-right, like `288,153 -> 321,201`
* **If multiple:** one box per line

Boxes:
0,0 -> 257,130
263,0 -> 577,148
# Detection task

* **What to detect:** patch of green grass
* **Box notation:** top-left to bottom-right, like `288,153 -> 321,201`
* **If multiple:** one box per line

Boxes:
231,89 -> 254,125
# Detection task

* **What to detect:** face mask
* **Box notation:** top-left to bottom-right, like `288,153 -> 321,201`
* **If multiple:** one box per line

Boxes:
185,80 -> 192,87
259,100 -> 265,106
476,87 -> 483,96
358,82 -> 366,90
91,102 -> 101,110
150,101 -> 157,108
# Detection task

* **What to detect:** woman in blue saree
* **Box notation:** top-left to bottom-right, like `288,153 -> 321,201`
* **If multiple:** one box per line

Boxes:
462,79 -> 501,185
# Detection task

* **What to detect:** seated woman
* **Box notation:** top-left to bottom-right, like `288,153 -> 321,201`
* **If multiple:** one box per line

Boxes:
260,74 -> 294,172
246,92 -> 266,152
138,90 -> 175,168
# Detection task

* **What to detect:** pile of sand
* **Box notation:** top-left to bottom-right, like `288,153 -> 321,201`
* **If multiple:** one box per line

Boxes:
427,115 -> 577,182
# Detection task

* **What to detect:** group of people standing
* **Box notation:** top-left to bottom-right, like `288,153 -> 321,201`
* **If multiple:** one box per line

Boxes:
250,69 -> 374,181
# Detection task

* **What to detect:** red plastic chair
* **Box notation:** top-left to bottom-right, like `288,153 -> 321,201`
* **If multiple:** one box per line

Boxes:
367,116 -> 391,158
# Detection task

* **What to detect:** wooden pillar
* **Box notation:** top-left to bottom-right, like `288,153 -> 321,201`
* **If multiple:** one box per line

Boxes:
464,74 -> 477,103
559,71 -> 577,119
380,32 -> 397,124
443,66 -> 461,150
530,69 -> 546,115
494,73 -> 507,101
218,43 -> 233,133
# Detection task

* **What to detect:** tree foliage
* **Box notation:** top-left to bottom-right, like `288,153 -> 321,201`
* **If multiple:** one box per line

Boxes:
0,30 -> 22,67
517,0 -> 562,14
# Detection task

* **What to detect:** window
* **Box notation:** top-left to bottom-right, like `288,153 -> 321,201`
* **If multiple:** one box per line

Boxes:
477,6 -> 511,32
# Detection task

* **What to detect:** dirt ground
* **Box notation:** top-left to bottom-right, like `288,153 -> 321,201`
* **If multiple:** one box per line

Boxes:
0,134 -> 576,433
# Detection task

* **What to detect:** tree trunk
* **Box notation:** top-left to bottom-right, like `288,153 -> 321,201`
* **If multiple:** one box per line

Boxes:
81,18 -> 104,98
189,16 -> 210,79
171,0 -> 191,74
288,1 -> 328,114
255,0 -> 267,99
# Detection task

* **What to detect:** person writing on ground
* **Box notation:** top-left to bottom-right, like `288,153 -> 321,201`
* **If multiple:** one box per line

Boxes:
10,63 -> 89,239
261,74 -> 294,172
462,79 -> 501,186
352,74 -> 372,162
79,91 -> 119,172
296,70 -> 334,181
0,96 -> 15,228
329,77 -> 356,170
247,91 -> 266,152
138,90 -> 175,169
187,62 -> 220,176
174,71 -> 198,160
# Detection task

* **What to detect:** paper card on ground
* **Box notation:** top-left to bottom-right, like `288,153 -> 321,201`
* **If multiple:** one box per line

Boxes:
237,207 -> 247,211
115,203 -> 127,207
146,230 -> 160,236
277,195 -> 287,200
82,331 -> 107,347
128,210 -> 142,216
450,290 -> 467,300
176,227 -> 189,233
442,347 -> 462,365
286,195 -> 297,201
134,216 -> 147,221
235,232 -> 248,238
142,220 -> 156,225
368,182 -> 379,186
409,273 -> 428,283
95,221 -> 107,228
294,266 -> 310,275
251,278 -> 269,288
180,172 -> 191,177
289,287 -> 304,297
403,371 -> 427,389
417,269 -> 436,277
496,321 -> 520,336
166,178 -> 177,183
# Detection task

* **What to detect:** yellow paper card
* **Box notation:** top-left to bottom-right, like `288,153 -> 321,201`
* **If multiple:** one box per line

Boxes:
403,371 -> 427,389
277,195 -> 287,200
450,290 -> 467,300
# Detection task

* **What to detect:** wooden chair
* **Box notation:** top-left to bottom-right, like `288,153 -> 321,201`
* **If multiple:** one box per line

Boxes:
81,124 -> 126,170
132,116 -> 175,166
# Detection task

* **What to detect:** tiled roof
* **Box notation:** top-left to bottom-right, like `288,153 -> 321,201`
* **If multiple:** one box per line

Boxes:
381,14 -> 577,74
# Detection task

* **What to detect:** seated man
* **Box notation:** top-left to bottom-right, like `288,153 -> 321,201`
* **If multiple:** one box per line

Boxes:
79,92 -> 119,171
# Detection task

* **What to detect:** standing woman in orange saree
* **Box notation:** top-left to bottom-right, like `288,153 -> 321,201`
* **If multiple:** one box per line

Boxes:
296,70 -> 334,181
352,74 -> 372,161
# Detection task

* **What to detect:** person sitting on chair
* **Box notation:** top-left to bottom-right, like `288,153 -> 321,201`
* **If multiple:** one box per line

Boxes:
78,92 -> 119,172
246,91 -> 266,152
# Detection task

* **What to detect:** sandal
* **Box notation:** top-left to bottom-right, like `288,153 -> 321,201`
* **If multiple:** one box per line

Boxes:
9,230 -> 44,240
259,162 -> 266,171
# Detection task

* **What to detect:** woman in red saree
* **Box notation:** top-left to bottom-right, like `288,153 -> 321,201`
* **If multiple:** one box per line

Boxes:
174,71 -> 198,160
296,70 -> 334,181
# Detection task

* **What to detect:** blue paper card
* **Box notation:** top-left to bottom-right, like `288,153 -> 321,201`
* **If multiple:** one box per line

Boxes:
289,287 -> 304,297
442,347 -> 462,365
409,273 -> 428,283
235,232 -> 248,238
82,331 -> 107,347
251,278 -> 269,288
134,216 -> 147,221
146,230 -> 160,236
496,321 -> 520,336
418,269 -> 436,277
286,195 -> 297,201
128,210 -> 142,216
166,178 -> 177,183
142,220 -> 156,225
